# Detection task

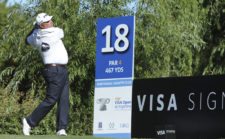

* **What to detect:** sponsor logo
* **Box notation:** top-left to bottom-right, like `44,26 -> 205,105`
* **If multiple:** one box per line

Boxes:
120,123 -> 129,129
156,130 -> 176,136
136,92 -> 225,112
96,98 -> 110,111
98,122 -> 103,129
108,122 -> 115,129
114,97 -> 131,111
137,94 -> 177,112
157,130 -> 166,136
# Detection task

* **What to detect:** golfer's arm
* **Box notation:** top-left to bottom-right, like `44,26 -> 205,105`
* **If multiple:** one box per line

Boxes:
25,24 -> 38,45
25,29 -> 35,45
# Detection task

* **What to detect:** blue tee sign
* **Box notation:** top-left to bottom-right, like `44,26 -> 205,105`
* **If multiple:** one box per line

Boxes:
96,16 -> 135,79
94,16 -> 135,138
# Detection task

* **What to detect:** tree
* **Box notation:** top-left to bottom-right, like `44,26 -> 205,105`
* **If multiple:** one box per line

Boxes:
0,1 -> 9,67
135,0 -> 208,78
0,1 -> 9,34
202,0 -> 225,74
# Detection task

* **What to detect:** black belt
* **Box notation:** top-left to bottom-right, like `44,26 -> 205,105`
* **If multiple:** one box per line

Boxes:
45,64 -> 66,67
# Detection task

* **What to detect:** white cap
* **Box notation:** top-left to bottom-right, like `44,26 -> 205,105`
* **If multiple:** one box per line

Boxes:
34,13 -> 53,25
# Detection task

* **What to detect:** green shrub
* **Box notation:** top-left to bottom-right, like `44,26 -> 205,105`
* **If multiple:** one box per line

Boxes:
0,88 -> 94,135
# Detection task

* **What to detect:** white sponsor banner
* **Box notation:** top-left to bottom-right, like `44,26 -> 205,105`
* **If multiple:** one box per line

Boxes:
93,85 -> 132,137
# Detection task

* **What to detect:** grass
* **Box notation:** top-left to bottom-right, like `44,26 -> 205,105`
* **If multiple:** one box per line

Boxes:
0,135 -> 115,139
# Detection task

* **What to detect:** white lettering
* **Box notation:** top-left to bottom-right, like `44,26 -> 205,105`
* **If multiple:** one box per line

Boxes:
166,130 -> 176,134
137,95 -> 146,112
222,92 -> 225,110
188,93 -> 195,111
149,95 -> 153,111
167,94 -> 177,111
200,93 -> 202,110
157,130 -> 165,135
157,94 -> 164,111
207,92 -> 216,110
137,91 -> 225,112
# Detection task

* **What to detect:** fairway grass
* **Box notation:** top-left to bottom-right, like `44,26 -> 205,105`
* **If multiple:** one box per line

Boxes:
0,135 -> 114,139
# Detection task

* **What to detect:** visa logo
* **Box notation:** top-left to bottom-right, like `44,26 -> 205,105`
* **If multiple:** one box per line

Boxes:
157,130 -> 166,135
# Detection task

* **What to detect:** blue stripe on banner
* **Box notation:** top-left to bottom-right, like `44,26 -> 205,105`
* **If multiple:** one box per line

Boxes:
95,79 -> 133,88
94,133 -> 131,138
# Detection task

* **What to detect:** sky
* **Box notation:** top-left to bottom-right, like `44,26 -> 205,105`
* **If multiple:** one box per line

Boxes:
6,0 -> 137,13
7,0 -> 137,8
7,0 -> 26,6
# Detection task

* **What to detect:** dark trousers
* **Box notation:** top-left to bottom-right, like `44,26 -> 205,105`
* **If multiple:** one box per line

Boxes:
26,66 -> 69,131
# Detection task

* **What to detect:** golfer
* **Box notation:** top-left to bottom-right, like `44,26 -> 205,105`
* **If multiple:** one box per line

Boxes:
23,13 -> 69,136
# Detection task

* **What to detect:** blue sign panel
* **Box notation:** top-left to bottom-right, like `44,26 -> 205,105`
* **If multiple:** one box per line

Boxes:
96,16 -> 135,79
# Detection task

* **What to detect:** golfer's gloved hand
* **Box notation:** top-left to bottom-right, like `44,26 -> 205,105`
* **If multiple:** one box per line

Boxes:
34,23 -> 39,29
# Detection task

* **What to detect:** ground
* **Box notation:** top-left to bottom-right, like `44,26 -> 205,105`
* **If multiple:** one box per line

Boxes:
0,135 -> 114,139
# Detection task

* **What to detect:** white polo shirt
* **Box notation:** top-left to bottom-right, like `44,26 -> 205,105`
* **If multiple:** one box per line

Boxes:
27,27 -> 68,64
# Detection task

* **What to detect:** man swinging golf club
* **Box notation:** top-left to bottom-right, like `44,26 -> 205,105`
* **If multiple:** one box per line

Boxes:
23,13 -> 69,136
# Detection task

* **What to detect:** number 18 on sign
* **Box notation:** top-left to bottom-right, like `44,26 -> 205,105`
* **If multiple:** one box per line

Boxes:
94,16 -> 135,138
95,16 -> 135,79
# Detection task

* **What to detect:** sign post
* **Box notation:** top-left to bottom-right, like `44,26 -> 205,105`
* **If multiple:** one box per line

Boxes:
93,16 -> 135,138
